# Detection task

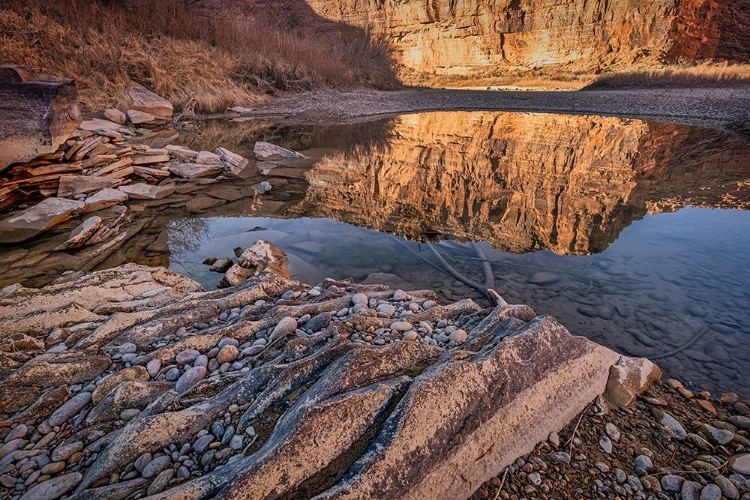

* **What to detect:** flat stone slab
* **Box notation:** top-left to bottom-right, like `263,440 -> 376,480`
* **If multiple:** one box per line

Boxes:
0,197 -> 84,243
78,118 -> 131,136
216,147 -> 249,176
127,110 -> 156,125
58,174 -> 118,198
84,188 -> 128,212
118,183 -> 175,200
167,162 -> 224,179
254,141 -> 306,160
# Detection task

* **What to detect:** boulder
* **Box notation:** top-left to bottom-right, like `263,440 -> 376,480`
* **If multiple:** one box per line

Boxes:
126,82 -> 173,119
0,66 -> 81,171
167,162 -> 224,179
218,240 -> 290,288
83,188 -> 128,212
0,197 -> 85,244
605,356 -> 662,407
118,183 -> 175,200
253,141 -> 306,160
58,174 -> 118,198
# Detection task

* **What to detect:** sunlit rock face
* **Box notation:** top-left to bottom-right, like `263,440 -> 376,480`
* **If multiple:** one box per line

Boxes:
302,0 -> 750,80
291,112 -> 750,255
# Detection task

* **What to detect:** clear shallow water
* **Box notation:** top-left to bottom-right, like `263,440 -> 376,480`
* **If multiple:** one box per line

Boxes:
2,109 -> 748,396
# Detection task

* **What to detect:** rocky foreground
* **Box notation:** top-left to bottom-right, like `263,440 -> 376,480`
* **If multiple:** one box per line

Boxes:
0,239 -> 651,500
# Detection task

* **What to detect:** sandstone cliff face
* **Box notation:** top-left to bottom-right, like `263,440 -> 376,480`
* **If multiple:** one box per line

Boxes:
290,111 -> 750,255
300,0 -> 750,80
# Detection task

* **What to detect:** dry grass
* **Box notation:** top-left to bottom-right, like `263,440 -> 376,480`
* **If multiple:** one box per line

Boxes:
423,67 -> 595,90
584,63 -> 750,90
0,0 -> 400,113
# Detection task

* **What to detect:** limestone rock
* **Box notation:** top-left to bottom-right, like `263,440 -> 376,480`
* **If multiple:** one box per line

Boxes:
127,109 -> 156,125
254,141 -> 306,160
118,183 -> 175,200
605,356 -> 662,407
58,175 -> 119,199
0,197 -> 85,244
0,67 -> 81,171
127,82 -> 173,119
216,147 -> 249,175
167,162 -> 224,179
83,188 -> 128,212
55,216 -> 103,250
104,108 -> 126,124
219,240 -> 290,288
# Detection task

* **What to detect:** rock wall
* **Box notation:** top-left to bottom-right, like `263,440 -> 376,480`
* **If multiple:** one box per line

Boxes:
296,0 -> 750,80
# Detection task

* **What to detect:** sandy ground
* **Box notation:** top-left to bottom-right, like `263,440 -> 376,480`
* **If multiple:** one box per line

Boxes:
227,87 -> 750,129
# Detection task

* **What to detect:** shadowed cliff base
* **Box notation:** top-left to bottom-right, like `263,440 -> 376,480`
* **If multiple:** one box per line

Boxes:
0,0 -> 400,112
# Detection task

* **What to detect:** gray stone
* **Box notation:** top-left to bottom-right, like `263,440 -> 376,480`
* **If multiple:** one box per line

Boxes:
552,452 -> 571,464
351,293 -> 368,306
167,162 -> 223,179
682,480 -> 702,500
654,410 -> 687,440
175,366 -> 207,393
392,290 -> 408,301
176,349 -> 200,365
83,188 -> 128,213
715,475 -> 740,500
700,484 -> 722,500
51,442 -> 82,462
193,435 -> 214,454
376,304 -> 396,317
634,455 -> 652,470
215,147 -> 248,176
118,182 -> 175,200
229,434 -> 244,450
4,424 -> 27,443
19,472 -> 81,500
0,198 -> 85,244
304,312 -> 333,332
600,436 -> 613,454
49,392 -> 92,426
528,472 -> 541,485
147,468 -> 174,496
127,109 -> 156,125
701,424 -> 735,445
253,141 -> 305,160
728,454 -> 750,475
146,359 -> 161,378
688,433 -> 713,451
55,216 -> 102,250
391,322 -> 413,332
615,469 -> 627,484
142,455 -> 171,479
272,317 -> 298,339
195,151 -> 221,165
209,258 -> 233,273
661,474 -> 684,492
605,422 -> 621,442
134,452 -> 152,473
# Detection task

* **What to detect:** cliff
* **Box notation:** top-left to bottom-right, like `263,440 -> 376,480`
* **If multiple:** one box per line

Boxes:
299,0 -> 750,81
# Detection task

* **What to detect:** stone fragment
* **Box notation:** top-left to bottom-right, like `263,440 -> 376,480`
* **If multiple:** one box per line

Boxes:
216,147 -> 249,175
661,474 -> 685,492
166,145 -> 198,159
146,359 -> 161,378
127,82 -> 173,119
195,151 -> 221,165
253,141 -> 305,160
605,422 -> 621,442
19,472 -> 81,500
48,392 -> 92,426
55,216 -> 102,250
83,188 -> 128,212
0,198 -> 85,243
605,356 -> 661,407
448,329 -> 467,342
58,175 -> 117,198
653,409 -> 687,439
600,436 -> 613,454
147,468 -> 174,495
118,182 -> 175,200
104,108 -> 126,124
127,109 -> 156,125
700,423 -> 734,445
142,455 -> 171,479
219,240 -> 289,288
167,162 -> 223,179
175,366 -> 207,393
209,258 -> 233,273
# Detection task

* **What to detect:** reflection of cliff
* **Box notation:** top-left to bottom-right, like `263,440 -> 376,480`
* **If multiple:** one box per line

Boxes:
290,112 -> 750,255
300,0 -> 750,80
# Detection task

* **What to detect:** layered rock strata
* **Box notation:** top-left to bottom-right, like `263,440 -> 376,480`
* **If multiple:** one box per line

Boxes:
0,242 -> 657,499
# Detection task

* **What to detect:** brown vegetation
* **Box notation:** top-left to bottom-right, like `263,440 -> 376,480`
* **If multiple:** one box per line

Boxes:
0,0 -> 400,113
584,63 -> 750,90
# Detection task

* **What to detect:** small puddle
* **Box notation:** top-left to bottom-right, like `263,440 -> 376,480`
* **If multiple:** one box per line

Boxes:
2,111 -> 749,397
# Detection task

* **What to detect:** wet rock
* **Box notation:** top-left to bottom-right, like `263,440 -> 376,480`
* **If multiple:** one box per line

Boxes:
209,258 -> 233,273
219,240 -> 289,288
216,147 -> 248,176
254,141 -> 305,160
0,198 -> 85,243
48,392 -> 92,426
529,272 -> 560,285
118,182 -> 175,200
605,356 -> 662,407
19,472 -> 81,500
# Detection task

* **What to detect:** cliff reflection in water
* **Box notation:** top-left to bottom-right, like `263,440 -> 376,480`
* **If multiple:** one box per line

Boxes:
285,111 -> 750,255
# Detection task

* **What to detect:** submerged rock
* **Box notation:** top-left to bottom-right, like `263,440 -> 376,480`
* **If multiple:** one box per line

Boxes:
0,197 -> 85,243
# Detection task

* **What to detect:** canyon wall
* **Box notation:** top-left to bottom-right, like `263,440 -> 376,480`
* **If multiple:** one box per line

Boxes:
290,112 -> 750,255
298,0 -> 750,80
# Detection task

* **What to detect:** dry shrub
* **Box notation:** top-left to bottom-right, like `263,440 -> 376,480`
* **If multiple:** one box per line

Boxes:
0,0 -> 400,112
584,63 -> 750,89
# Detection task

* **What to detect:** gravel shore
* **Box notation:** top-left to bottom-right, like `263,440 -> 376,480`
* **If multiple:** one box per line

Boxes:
229,86 -> 750,129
